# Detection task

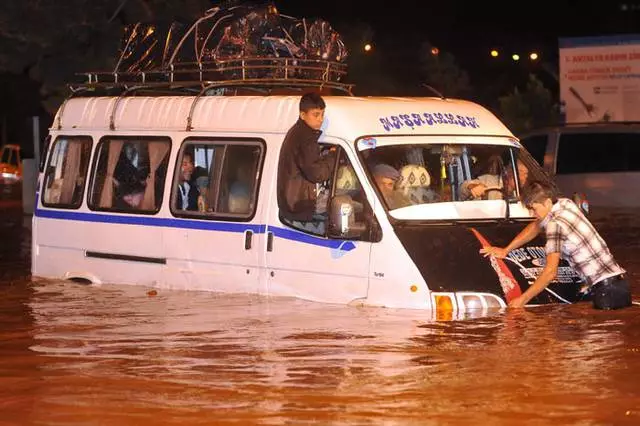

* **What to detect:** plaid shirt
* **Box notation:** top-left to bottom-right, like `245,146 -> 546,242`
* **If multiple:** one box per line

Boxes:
540,198 -> 625,285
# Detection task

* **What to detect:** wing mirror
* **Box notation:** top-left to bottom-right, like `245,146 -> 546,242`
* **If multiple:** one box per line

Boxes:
572,192 -> 590,216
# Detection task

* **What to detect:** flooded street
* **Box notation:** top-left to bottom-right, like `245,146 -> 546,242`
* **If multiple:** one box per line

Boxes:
1,204 -> 640,425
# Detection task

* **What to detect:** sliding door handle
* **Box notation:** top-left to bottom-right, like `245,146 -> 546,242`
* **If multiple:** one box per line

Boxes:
266,231 -> 274,252
244,230 -> 253,250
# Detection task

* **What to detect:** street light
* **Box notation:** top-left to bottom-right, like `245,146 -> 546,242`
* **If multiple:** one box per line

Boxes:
364,43 -> 372,52
490,49 -> 499,58
529,52 -> 539,61
512,53 -> 520,61
431,47 -> 439,56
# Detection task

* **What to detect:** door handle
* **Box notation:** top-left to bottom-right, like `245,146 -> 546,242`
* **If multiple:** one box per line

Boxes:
244,230 -> 253,250
267,231 -> 274,252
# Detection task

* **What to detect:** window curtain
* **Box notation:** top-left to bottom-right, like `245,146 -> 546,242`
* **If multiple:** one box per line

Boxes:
140,142 -> 169,210
59,141 -> 82,205
99,140 -> 124,208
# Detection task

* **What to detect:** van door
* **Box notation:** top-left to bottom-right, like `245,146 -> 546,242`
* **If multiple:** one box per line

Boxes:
163,139 -> 266,293
263,140 -> 375,304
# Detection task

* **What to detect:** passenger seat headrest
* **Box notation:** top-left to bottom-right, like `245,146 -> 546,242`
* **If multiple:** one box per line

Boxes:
398,164 -> 431,189
336,165 -> 359,192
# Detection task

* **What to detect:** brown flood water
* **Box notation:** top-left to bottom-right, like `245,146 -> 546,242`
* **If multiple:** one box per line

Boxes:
1,204 -> 640,425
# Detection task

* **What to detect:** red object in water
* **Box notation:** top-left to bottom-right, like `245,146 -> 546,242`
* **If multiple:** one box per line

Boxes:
469,228 -> 523,303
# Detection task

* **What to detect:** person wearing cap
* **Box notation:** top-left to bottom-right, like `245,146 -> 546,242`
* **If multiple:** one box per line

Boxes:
372,163 -> 412,210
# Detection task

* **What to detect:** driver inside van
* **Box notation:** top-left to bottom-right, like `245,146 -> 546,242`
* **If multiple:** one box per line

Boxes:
460,158 -> 529,201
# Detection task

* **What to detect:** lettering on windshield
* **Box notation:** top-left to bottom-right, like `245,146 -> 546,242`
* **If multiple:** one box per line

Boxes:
379,113 -> 480,132
506,246 -> 583,284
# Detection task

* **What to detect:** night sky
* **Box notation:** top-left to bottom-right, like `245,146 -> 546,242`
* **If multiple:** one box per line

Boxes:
274,0 -> 639,94
276,0 -> 638,58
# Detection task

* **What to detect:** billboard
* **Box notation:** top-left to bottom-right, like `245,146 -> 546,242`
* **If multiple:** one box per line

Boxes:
559,34 -> 640,123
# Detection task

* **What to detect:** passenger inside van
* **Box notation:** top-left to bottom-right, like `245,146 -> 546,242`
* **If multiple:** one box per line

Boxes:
176,152 -> 200,210
113,143 -> 148,209
195,176 -> 210,212
225,155 -> 255,214
372,163 -> 412,209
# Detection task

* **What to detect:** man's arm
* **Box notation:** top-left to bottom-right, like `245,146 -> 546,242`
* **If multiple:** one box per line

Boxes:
508,252 -> 560,308
297,140 -> 335,183
480,220 -> 541,258
460,178 -> 484,200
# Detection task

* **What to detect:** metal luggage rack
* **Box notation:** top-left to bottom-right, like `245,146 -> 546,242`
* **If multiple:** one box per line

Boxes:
69,57 -> 353,96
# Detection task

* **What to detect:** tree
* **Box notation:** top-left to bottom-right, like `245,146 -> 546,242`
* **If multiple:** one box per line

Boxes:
0,0 -> 211,113
419,42 -> 472,98
337,21 -> 402,96
498,73 -> 559,135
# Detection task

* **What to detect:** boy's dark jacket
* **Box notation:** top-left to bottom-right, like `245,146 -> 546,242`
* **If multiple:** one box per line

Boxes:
277,118 -> 335,221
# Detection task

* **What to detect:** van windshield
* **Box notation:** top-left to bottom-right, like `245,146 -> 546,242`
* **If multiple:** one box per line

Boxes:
357,136 -> 551,220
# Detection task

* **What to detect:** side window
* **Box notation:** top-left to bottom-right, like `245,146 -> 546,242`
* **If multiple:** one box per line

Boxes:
42,136 -> 92,208
516,148 -> 557,192
88,137 -> 171,213
327,149 -> 378,241
279,143 -> 337,236
519,135 -> 547,167
279,145 -> 379,241
556,132 -> 639,174
171,140 -> 263,220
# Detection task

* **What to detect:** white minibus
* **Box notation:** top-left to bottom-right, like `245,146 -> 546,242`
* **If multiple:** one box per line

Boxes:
32,84 -> 589,317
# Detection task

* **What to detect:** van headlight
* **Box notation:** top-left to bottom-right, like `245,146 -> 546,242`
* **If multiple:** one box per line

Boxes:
430,292 -> 506,320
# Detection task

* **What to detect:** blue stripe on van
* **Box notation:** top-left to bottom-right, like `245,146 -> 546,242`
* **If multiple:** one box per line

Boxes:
270,226 -> 356,251
33,207 -> 355,252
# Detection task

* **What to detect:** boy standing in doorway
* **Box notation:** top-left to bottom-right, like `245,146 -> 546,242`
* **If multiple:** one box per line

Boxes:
480,180 -> 632,310
277,92 -> 336,226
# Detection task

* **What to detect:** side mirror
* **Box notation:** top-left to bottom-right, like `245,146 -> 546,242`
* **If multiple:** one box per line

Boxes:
327,194 -> 368,239
572,192 -> 590,216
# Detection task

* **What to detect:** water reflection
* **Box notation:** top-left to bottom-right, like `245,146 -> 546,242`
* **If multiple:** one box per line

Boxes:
0,280 -> 630,424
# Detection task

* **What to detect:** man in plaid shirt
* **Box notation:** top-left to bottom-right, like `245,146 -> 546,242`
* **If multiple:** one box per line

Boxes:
480,180 -> 632,310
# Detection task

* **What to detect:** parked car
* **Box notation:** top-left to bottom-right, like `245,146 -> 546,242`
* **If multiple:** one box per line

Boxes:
518,122 -> 640,208
0,144 -> 23,192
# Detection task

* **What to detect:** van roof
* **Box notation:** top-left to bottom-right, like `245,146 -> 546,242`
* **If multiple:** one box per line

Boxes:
53,95 -> 514,141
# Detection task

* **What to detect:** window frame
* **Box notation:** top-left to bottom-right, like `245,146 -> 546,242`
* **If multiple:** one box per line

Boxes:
327,146 -> 379,242
39,135 -> 52,173
170,137 -> 266,222
277,141 -> 339,237
87,135 -> 172,215
41,135 -> 93,210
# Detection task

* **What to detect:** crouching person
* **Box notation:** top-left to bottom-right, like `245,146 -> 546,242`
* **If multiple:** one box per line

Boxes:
480,180 -> 632,310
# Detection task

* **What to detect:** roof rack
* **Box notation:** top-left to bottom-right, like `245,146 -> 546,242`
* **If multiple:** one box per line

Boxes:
69,57 -> 353,96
